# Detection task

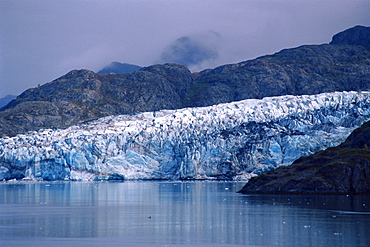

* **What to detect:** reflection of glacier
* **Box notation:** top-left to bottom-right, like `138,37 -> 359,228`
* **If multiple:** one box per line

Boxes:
1,91 -> 370,181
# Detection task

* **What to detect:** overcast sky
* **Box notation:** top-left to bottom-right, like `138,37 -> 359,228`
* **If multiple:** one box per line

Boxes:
1,0 -> 369,98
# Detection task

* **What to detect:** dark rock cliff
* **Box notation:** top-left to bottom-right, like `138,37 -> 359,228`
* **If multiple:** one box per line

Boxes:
1,26 -> 370,137
238,121 -> 370,194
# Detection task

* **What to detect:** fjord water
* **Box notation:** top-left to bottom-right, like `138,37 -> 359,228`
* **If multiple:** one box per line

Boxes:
0,181 -> 369,247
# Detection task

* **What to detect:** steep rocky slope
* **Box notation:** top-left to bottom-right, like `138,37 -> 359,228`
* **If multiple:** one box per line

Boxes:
238,121 -> 370,195
1,91 -> 369,181
330,25 -> 370,50
1,26 -> 369,137
188,37 -> 370,106
0,64 -> 193,137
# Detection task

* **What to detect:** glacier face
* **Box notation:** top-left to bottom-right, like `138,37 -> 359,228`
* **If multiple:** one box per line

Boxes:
1,91 -> 370,181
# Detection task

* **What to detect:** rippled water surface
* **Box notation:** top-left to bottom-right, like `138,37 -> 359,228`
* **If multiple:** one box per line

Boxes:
0,181 -> 369,246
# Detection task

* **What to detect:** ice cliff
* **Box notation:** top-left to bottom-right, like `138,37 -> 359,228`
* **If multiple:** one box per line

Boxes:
1,91 -> 370,181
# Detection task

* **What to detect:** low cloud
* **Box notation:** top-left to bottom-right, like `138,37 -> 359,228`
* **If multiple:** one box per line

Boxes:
1,0 -> 369,97
159,31 -> 222,70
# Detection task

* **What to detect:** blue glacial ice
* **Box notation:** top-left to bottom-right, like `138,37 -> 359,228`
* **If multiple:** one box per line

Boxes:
1,91 -> 370,181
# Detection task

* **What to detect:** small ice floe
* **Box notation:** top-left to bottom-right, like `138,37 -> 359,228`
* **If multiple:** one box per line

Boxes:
332,210 -> 370,215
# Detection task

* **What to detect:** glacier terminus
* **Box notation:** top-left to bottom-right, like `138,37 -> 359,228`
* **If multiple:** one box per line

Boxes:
1,91 -> 370,181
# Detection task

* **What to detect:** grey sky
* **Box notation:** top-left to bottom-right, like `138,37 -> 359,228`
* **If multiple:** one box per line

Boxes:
1,0 -> 369,98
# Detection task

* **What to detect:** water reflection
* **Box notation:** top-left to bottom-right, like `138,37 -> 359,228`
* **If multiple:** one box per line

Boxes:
0,181 -> 369,246
240,194 -> 370,247
242,193 -> 370,212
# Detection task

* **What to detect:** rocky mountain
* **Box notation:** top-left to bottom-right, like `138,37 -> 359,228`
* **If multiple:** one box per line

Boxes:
330,25 -> 370,50
0,95 -> 16,108
1,91 -> 370,181
0,64 -> 193,137
238,120 -> 370,195
97,62 -> 142,74
1,26 -> 369,137
188,35 -> 370,106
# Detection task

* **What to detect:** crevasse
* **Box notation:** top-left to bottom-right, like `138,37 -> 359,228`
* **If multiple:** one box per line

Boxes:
1,91 -> 370,181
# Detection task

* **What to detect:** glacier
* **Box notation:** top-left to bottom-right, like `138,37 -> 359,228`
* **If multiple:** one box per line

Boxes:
1,91 -> 370,181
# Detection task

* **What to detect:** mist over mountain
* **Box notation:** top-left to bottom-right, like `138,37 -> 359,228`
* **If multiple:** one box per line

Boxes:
0,95 -> 16,108
0,26 -> 369,138
159,31 -> 221,69
97,62 -> 142,74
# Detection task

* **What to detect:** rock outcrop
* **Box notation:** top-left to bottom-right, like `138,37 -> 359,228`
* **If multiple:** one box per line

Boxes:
238,121 -> 370,195
330,25 -> 370,50
1,91 -> 370,181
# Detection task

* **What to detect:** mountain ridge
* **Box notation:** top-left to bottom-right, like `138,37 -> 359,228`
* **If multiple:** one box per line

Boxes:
186,43 -> 370,107
1,25 -> 369,137
330,25 -> 370,50
0,95 -> 16,108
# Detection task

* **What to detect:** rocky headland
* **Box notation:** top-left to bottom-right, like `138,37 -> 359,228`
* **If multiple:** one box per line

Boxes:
238,121 -> 370,194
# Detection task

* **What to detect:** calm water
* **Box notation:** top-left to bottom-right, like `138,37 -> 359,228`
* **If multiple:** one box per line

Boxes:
0,181 -> 369,247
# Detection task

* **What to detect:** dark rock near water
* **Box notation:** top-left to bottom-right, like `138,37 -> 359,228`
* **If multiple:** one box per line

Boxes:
239,121 -> 370,194
339,121 -> 370,149
1,26 -> 370,137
